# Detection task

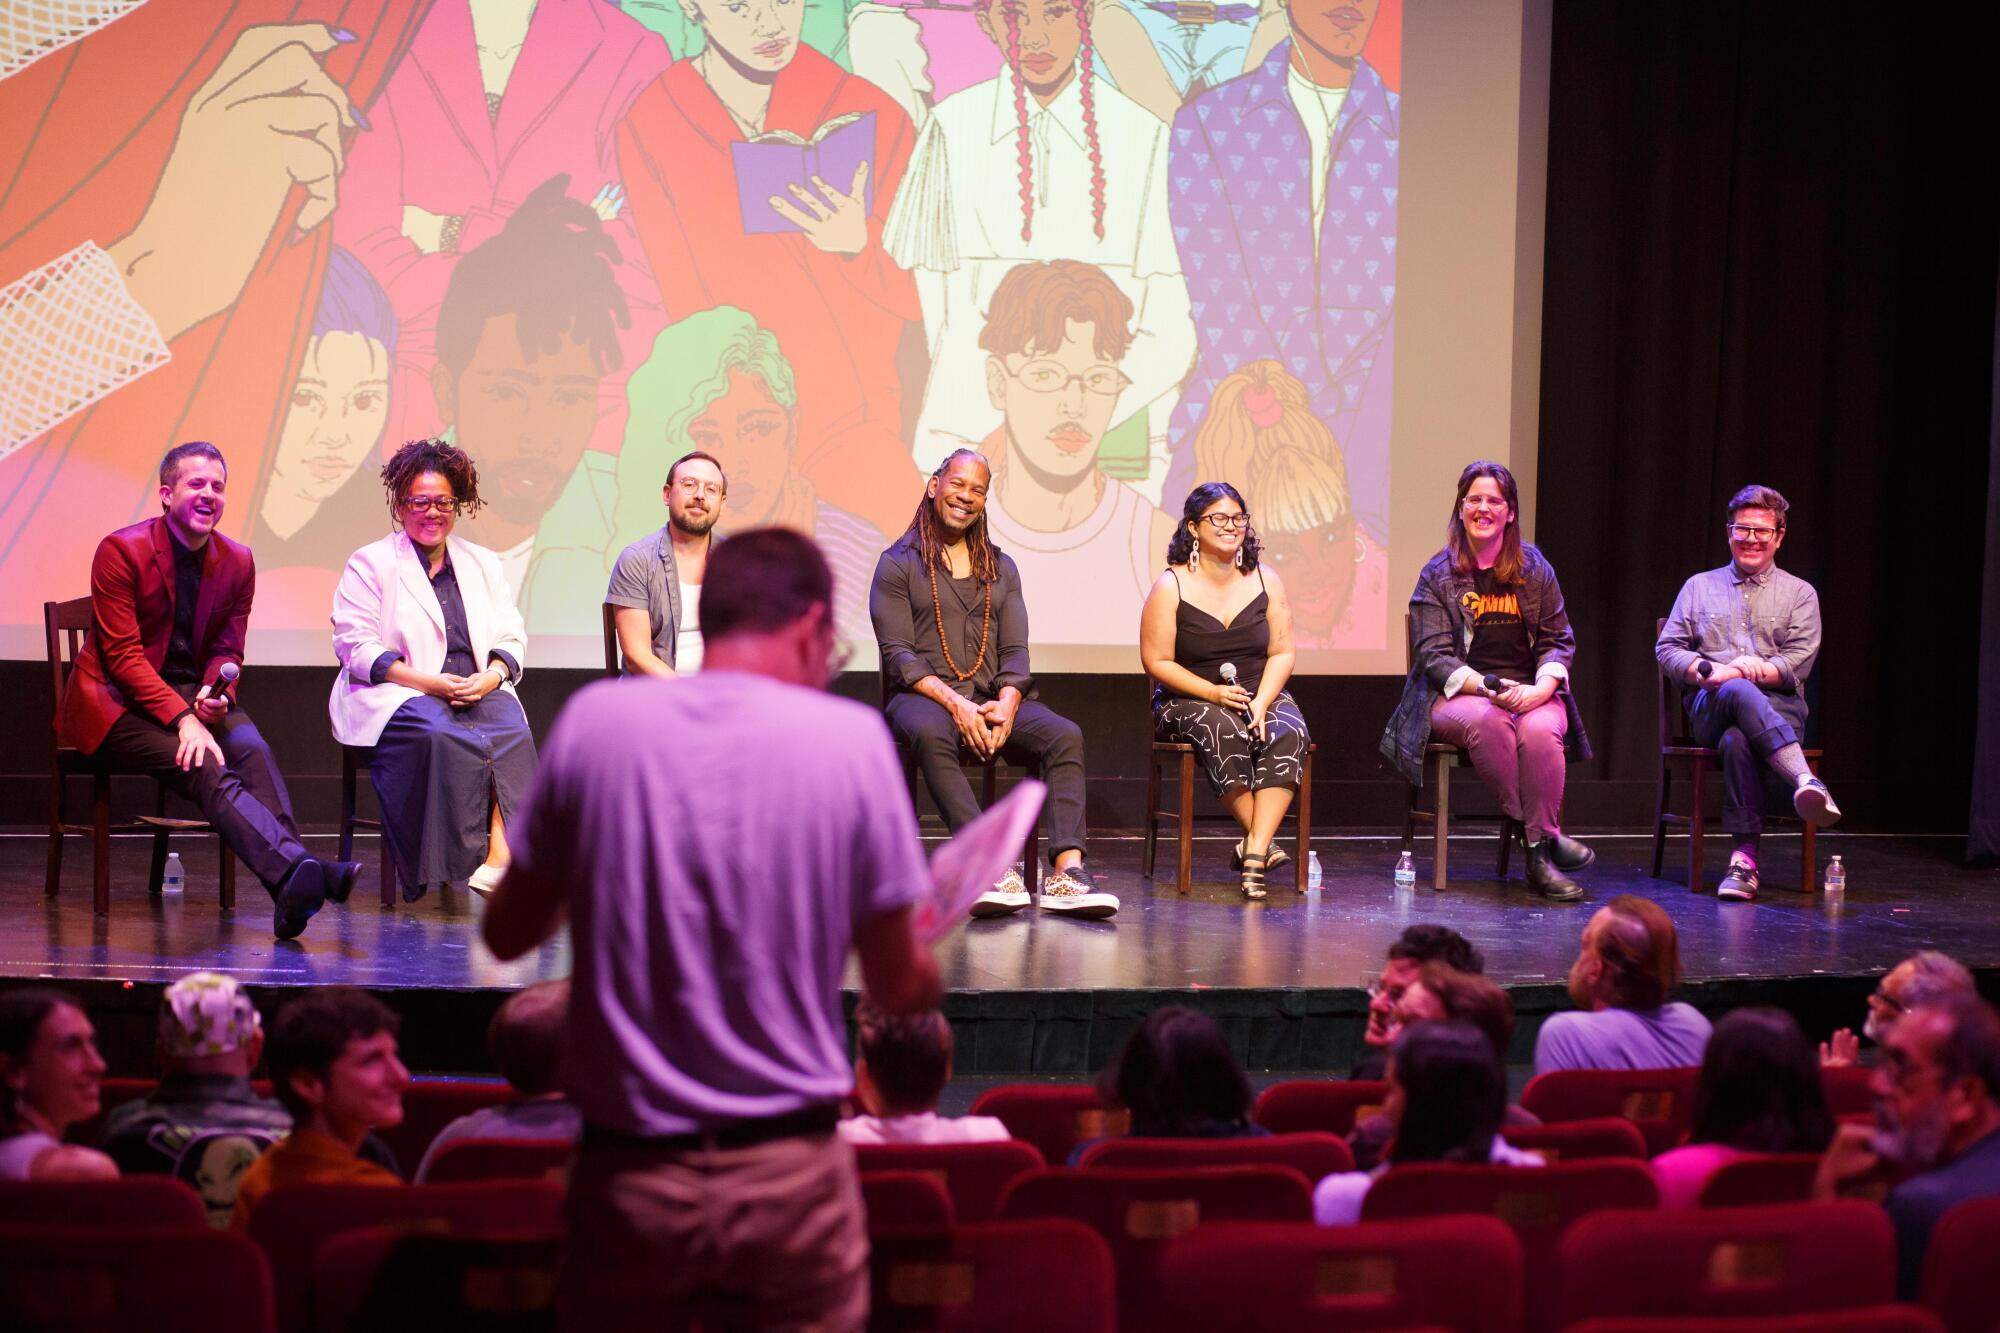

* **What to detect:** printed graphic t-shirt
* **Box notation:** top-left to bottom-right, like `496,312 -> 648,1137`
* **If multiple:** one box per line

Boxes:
1464,567 -> 1535,681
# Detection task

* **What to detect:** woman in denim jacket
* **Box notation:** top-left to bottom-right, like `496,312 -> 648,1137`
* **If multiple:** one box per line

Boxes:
1380,461 -> 1594,900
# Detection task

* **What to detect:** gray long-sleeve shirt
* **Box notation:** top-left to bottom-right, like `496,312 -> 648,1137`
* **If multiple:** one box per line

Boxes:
870,532 -> 1033,702
1654,562 -> 1821,695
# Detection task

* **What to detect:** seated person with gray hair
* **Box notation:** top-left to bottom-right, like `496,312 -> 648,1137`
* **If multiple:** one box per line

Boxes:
416,978 -> 580,1179
838,1001 -> 1007,1146
1821,950 -> 1977,1067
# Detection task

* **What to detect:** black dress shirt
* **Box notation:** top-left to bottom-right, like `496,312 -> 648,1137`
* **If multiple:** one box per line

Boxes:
868,531 -> 1032,702
162,531 -> 204,686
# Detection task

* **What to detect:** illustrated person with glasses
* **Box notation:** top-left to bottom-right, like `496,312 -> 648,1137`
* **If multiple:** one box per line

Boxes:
968,261 -> 1175,644
869,449 -> 1120,920
1141,481 -> 1310,898
1655,484 -> 1841,902
330,440 -> 535,902
1380,461 -> 1595,902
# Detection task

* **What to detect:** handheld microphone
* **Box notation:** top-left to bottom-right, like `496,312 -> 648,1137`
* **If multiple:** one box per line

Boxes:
1219,662 -> 1238,686
194,661 -> 240,705
1697,660 -> 1713,680
1483,673 -> 1503,695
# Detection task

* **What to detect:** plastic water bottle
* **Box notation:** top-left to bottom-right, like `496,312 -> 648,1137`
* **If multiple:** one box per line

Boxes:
162,852 -> 185,895
1824,856 -> 1846,895
1307,851 -> 1323,890
1394,850 -> 1416,889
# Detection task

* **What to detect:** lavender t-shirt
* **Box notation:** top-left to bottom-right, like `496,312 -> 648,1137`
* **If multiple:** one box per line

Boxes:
1531,1003 -> 1713,1077
510,671 -> 930,1137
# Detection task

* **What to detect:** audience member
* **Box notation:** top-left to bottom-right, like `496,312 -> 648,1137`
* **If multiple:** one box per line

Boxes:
415,979 -> 581,1181
1534,895 -> 1712,1075
1349,963 -> 1536,1171
839,1002 -> 1008,1146
1816,993 -> 2000,1298
99,971 -> 290,1224
1354,925 -> 1485,1079
1822,950 -> 1977,1066
1315,1021 -> 1541,1225
230,987 -> 408,1230
1087,1006 -> 1267,1159
1652,1006 -> 1835,1207
483,528 -> 942,1333
0,988 -> 116,1181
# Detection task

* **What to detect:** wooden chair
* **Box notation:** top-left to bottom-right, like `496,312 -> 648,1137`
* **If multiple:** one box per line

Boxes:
881,669 -> 1040,895
1651,618 -> 1825,894
1400,612 -> 1521,891
44,597 -> 237,916
1143,696 -> 1315,895
338,747 -> 397,909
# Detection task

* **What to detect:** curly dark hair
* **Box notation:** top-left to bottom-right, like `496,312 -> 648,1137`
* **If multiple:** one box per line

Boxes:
380,439 -> 484,520
1165,481 -> 1261,571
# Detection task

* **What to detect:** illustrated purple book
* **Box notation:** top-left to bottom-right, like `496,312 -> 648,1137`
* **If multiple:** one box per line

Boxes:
730,111 -> 876,236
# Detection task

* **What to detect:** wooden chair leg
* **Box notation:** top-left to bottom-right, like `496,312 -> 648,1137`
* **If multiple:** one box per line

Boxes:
1799,820 -> 1818,895
147,829 -> 169,896
1294,749 -> 1313,893
1431,754 -> 1451,892
339,750 -> 358,863
45,770 -> 65,897
1143,752 -> 1161,879
1651,763 -> 1673,878
1023,758 -> 1040,896
1687,763 -> 1708,893
1175,752 -> 1195,896
380,844 -> 396,910
1495,819 -> 1514,878
92,774 -> 112,917
219,845 -> 236,910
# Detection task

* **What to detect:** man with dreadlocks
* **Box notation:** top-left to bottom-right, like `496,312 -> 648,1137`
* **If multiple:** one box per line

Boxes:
870,451 -> 1118,919
883,0 -> 1194,481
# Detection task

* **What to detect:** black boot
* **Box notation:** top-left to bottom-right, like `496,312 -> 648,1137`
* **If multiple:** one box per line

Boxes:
1547,832 -> 1596,872
1525,839 -> 1584,902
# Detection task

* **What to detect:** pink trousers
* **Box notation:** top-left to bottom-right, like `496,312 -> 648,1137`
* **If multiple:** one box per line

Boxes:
1428,694 -> 1569,843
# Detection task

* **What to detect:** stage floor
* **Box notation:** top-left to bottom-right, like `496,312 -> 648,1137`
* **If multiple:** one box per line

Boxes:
7,826 -> 1996,993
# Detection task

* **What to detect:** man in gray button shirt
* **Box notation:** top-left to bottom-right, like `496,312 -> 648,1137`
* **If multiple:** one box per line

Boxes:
1655,484 -> 1841,901
605,451 -> 723,675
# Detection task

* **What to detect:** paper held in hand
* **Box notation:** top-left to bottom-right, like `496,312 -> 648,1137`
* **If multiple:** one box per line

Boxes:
913,778 -> 1046,942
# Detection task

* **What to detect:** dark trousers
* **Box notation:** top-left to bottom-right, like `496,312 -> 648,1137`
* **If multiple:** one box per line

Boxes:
99,687 -> 309,894
885,692 -> 1089,862
1685,678 -> 1808,837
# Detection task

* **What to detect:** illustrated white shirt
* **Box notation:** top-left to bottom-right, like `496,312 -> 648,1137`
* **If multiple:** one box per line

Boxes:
885,72 -> 1196,472
983,474 -> 1159,646
1285,62 -> 1348,256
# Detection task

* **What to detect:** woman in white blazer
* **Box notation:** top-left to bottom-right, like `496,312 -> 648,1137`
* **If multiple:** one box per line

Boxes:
331,440 -> 535,900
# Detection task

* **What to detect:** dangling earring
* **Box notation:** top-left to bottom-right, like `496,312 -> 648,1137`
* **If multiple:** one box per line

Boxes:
1234,545 -> 1245,569
1190,545 -> 1200,572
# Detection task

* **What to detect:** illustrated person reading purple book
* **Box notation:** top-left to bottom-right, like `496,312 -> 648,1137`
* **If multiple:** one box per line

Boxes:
1164,0 -> 1396,545
732,113 -> 877,234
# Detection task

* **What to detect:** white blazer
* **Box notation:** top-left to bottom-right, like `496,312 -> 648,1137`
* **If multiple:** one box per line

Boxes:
329,532 -> 527,747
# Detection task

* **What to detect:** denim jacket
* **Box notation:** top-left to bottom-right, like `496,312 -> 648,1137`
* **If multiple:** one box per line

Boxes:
1379,544 -> 1593,786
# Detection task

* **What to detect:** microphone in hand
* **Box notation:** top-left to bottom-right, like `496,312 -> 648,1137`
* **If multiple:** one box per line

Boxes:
1219,662 -> 1247,710
1483,673 -> 1503,695
194,661 -> 240,705
1697,660 -> 1713,680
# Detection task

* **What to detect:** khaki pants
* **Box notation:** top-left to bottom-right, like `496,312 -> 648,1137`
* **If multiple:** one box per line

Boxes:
558,1131 -> 868,1333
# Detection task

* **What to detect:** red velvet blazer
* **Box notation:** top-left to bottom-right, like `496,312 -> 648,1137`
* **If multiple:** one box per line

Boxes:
59,518 -> 254,755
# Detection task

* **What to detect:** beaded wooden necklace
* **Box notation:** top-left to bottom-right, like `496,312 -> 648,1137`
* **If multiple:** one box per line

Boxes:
928,553 -> 991,682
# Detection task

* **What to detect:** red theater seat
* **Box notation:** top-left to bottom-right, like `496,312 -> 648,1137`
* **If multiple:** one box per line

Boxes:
373,1079 -> 517,1173
0,1176 -> 206,1230
854,1139 -> 1044,1223
1822,1065 -> 1877,1119
1519,1067 -> 1701,1155
0,1226 -> 273,1333
968,1084 -> 1126,1166
869,1220 -> 1116,1333
1697,1153 -> 1823,1208
1361,1159 -> 1659,1332
1555,1201 -> 1895,1324
1156,1217 -> 1525,1333
1079,1131 -> 1356,1179
998,1166 -> 1313,1331
1253,1079 -> 1391,1136
420,1137 -> 574,1184
310,1226 -> 562,1333
1918,1195 -> 2000,1333
1565,1309 -> 1943,1333
862,1170 -> 957,1236
1501,1117 -> 1649,1163
247,1180 -> 563,1333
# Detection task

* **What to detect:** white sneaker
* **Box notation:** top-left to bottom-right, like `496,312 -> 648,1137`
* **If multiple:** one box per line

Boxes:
1039,865 -> 1119,919
970,865 -> 1032,918
467,863 -> 507,898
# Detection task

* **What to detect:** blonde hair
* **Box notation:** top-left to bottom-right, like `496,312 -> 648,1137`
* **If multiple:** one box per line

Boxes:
1246,445 -> 1351,536
1193,360 -> 1343,492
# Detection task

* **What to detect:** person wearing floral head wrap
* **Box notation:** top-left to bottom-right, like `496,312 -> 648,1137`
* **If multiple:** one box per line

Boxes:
98,971 -> 291,1226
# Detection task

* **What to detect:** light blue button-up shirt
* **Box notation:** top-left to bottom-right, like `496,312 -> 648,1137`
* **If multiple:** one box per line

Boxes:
1655,562 -> 1821,695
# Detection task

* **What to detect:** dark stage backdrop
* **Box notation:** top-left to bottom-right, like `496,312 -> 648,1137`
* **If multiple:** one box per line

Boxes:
1534,2 -> 1999,834
1974,259 -> 2000,861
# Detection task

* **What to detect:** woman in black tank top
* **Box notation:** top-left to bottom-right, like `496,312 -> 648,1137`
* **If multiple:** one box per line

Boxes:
1140,483 -> 1313,899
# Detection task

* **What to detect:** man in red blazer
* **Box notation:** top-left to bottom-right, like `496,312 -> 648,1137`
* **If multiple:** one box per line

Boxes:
59,442 -> 359,938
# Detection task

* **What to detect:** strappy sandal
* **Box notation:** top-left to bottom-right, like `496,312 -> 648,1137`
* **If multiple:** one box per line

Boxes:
1232,840 -> 1291,873
1239,851 -> 1269,900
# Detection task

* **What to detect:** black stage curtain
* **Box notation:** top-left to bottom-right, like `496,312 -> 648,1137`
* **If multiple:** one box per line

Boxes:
1972,263 -> 2000,861
1536,2 -> 2000,831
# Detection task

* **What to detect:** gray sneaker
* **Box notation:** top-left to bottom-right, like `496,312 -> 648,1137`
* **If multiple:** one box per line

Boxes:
970,865 -> 1031,918
1718,859 -> 1760,901
1793,776 -> 1842,828
1040,864 -> 1119,919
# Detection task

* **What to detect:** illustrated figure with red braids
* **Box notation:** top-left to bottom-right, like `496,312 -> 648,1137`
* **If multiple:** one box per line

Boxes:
884,0 -> 1194,485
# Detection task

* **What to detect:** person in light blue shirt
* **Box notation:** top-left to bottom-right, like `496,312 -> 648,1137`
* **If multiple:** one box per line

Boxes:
1656,484 -> 1841,901
1534,896 -> 1712,1077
